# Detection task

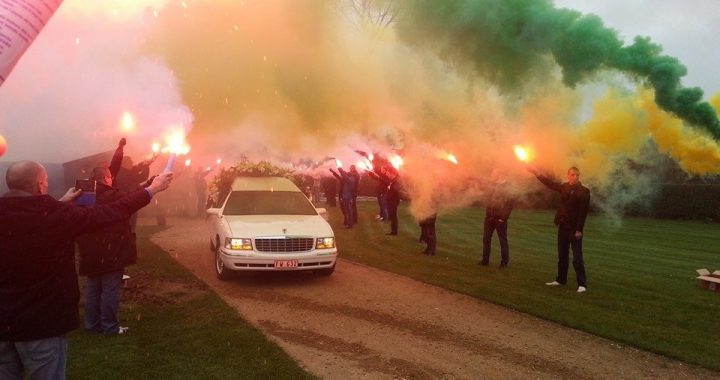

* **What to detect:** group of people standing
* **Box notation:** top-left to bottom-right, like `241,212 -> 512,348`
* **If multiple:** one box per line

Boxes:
0,138 -> 173,379
473,166 -> 591,293
325,163 -> 591,294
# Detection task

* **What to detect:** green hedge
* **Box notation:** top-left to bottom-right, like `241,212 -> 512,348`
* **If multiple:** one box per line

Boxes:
626,184 -> 720,221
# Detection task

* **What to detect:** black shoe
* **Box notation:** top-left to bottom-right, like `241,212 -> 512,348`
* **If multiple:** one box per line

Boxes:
386,232 -> 397,236
478,261 -> 489,266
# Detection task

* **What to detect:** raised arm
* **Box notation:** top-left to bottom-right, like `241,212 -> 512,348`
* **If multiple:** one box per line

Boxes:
62,172 -> 173,236
109,138 -> 125,180
535,174 -> 563,192
329,168 -> 342,181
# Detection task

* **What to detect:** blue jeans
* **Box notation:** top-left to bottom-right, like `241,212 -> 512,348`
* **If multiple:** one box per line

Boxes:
378,193 -> 388,220
85,270 -> 124,334
0,336 -> 67,380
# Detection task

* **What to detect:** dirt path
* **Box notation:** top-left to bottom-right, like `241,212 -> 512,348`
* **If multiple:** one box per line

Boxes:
147,218 -> 717,379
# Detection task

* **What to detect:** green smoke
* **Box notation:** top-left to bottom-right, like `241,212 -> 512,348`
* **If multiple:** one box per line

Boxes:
396,0 -> 720,138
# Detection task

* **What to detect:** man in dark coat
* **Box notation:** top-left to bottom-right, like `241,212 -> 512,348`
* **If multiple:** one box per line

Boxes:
367,170 -> 388,221
329,166 -> 358,228
320,175 -> 337,207
348,166 -> 360,225
481,172 -> 514,268
114,152 -> 155,231
418,214 -> 437,255
76,138 -> 141,335
385,169 -> 401,236
530,166 -> 591,293
0,160 -> 172,379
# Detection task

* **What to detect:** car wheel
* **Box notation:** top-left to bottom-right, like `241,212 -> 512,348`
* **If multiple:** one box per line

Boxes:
215,248 -> 232,281
317,263 -> 335,276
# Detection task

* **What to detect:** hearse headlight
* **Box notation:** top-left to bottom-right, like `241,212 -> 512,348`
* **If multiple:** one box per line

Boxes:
316,237 -> 335,249
225,238 -> 252,250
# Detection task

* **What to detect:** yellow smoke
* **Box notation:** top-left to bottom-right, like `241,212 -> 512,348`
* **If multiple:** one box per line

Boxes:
140,1 -> 720,219
642,91 -> 720,175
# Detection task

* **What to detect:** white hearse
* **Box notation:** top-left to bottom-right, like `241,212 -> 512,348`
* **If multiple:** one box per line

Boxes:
207,176 -> 337,280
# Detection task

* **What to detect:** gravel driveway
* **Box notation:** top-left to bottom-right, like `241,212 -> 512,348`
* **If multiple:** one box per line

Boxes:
148,218 -> 717,379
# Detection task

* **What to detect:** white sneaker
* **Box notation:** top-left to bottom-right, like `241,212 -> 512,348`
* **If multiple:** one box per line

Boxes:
577,286 -> 587,293
117,326 -> 129,335
545,281 -> 561,286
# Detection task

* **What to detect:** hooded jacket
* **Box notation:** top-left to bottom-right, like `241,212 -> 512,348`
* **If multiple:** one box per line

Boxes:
0,189 -> 151,341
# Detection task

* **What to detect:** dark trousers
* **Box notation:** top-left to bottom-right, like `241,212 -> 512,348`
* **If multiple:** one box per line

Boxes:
482,217 -> 508,265
326,192 -> 337,207
351,196 -> 358,224
556,227 -> 587,286
387,200 -> 399,234
419,217 -> 436,254
340,198 -> 354,227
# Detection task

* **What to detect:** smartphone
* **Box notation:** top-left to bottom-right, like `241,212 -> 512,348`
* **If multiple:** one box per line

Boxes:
74,179 -> 97,205
75,179 -> 97,192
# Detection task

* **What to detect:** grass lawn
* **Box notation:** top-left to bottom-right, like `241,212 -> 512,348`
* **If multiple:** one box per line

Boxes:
67,226 -> 314,380
331,202 -> 720,371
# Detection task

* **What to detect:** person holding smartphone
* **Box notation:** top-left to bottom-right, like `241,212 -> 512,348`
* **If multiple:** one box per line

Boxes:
0,159 -> 172,379
76,138 -> 146,335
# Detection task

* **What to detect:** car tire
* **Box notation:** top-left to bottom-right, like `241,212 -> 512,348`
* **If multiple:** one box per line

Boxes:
215,248 -> 232,281
317,263 -> 335,276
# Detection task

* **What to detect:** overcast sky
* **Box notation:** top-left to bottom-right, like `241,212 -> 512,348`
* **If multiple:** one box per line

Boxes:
554,0 -> 720,96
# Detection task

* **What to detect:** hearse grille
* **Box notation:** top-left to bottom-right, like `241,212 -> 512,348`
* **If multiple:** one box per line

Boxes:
254,238 -> 314,252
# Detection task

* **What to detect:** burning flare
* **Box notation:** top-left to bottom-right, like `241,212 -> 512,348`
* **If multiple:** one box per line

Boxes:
513,145 -> 533,163
356,158 -> 373,171
162,128 -> 191,155
185,158 -> 191,167
443,152 -> 458,165
389,154 -> 404,170
121,112 -> 135,132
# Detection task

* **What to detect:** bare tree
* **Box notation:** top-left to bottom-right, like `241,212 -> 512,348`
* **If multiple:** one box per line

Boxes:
339,0 -> 400,30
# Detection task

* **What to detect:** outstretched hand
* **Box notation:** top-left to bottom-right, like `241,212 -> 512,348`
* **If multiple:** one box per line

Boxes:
147,172 -> 173,195
59,187 -> 82,202
119,138 -> 127,147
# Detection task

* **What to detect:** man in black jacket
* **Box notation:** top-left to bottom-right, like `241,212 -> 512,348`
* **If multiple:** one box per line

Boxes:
329,167 -> 358,228
480,173 -> 514,268
0,160 -> 172,379
114,151 -> 155,231
76,138 -> 141,335
385,169 -> 401,236
530,166 -> 590,293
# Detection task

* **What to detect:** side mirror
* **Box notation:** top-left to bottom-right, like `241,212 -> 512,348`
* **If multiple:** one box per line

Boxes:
316,207 -> 329,221
206,208 -> 221,216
